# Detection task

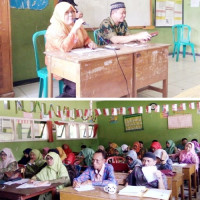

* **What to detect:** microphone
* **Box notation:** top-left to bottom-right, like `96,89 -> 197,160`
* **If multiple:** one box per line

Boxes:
74,18 -> 89,26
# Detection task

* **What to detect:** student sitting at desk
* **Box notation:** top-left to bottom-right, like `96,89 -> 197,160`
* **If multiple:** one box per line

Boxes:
18,148 -> 32,165
73,149 -> 117,187
25,149 -> 46,178
99,2 -> 151,45
127,152 -> 167,189
177,137 -> 188,151
150,141 -> 162,153
45,2 -> 97,98
165,140 -> 177,155
126,150 -> 142,173
29,152 -> 71,200
56,147 -> 67,162
0,148 -> 18,182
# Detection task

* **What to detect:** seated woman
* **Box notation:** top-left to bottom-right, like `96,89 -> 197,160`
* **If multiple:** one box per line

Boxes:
154,149 -> 173,170
114,147 -> 123,157
25,149 -> 46,178
30,152 -> 71,200
57,147 -> 67,162
178,142 -> 199,171
45,2 -> 97,97
126,150 -> 142,173
0,148 -> 18,182
18,148 -> 32,165
121,144 -> 129,154
62,144 -> 72,156
107,143 -> 118,156
165,140 -> 177,155
150,141 -> 162,153
42,147 -> 50,159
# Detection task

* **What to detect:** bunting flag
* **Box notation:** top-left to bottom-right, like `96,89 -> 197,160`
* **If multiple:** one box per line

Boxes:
128,107 -> 135,115
60,110 -> 66,121
69,109 -> 75,118
138,106 -> 143,114
180,103 -> 186,110
112,108 -> 118,116
197,102 -> 200,110
163,104 -> 169,113
94,108 -> 102,116
103,108 -> 109,116
155,105 -> 160,112
66,109 -> 70,118
189,102 -> 195,109
41,103 -> 46,116
57,106 -> 61,118
120,107 -> 126,115
172,104 -> 178,111
48,110 -> 54,119
84,109 -> 89,117
146,106 -> 151,113
76,109 -> 83,117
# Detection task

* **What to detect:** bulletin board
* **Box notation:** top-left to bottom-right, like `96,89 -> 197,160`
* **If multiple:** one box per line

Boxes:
123,114 -> 143,132
54,0 -> 153,29
155,0 -> 184,27
168,114 -> 192,129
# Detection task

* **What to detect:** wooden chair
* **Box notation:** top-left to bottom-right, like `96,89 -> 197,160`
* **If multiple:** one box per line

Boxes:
106,156 -> 125,163
106,156 -> 129,172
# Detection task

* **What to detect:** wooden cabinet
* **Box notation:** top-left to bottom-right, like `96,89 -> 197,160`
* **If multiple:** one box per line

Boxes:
0,0 -> 14,97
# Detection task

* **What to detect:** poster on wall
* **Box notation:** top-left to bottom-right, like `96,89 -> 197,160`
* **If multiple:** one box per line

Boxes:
155,0 -> 183,27
123,114 -> 143,132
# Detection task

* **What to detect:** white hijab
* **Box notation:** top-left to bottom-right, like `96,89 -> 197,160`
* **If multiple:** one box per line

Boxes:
0,148 -> 16,169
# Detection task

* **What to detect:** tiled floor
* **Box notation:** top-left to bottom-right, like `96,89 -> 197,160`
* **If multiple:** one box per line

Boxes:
13,55 -> 200,98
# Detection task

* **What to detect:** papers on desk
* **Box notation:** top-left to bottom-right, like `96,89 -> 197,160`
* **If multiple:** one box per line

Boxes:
124,43 -> 147,48
71,48 -> 105,55
143,188 -> 171,200
16,181 -> 51,189
142,166 -> 157,183
4,178 -> 29,185
118,186 -> 146,197
74,184 -> 95,192
172,163 -> 187,173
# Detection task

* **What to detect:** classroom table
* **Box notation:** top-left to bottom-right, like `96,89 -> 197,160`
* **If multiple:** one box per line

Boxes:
45,43 -> 169,98
0,182 -> 60,200
60,186 -> 171,200
182,164 -> 197,200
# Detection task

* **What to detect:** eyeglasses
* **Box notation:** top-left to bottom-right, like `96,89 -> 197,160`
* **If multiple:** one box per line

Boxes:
0,153 -> 7,157
46,157 -> 53,161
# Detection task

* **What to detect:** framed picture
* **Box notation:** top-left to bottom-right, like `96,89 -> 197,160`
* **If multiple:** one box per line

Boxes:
123,114 -> 143,132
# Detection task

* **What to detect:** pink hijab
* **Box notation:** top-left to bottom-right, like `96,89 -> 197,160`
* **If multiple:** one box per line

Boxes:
0,148 -> 17,169
179,142 -> 199,170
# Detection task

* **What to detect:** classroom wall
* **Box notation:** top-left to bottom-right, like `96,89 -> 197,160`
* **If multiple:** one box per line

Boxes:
11,0 -> 200,82
0,100 -> 99,160
96,100 -> 200,150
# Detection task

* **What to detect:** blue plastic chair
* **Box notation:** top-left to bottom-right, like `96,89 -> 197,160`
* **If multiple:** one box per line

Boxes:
172,24 -> 196,62
93,29 -> 103,45
32,30 -> 64,98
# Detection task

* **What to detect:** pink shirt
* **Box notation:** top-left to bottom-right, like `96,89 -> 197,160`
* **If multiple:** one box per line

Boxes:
94,164 -> 105,182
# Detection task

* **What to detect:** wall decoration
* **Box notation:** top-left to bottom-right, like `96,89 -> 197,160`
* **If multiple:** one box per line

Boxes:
10,0 -> 49,10
4,100 -> 10,110
168,114 -> 192,129
110,116 -> 118,124
123,114 -> 143,132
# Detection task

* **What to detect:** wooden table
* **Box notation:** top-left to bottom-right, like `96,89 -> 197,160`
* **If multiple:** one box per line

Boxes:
60,186 -> 171,200
46,43 -> 169,98
182,164 -> 197,200
0,183 -> 60,200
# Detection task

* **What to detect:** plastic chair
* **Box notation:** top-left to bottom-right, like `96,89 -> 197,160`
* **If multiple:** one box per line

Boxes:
32,30 -> 64,98
172,24 -> 196,62
93,29 -> 104,45
106,156 -> 126,163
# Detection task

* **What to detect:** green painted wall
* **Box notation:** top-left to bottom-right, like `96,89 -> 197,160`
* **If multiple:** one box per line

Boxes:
0,100 -> 98,160
11,0 -> 200,81
96,100 -> 200,150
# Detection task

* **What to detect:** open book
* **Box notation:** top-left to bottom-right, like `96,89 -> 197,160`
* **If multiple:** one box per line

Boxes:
118,186 -> 147,197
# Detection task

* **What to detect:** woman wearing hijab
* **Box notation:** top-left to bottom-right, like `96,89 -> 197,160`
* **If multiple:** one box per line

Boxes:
107,143 -> 118,156
191,140 -> 200,154
126,150 -> 142,173
121,144 -> 129,153
56,147 -> 67,162
45,2 -> 97,97
150,141 -> 162,153
42,147 -> 50,159
114,147 -> 123,156
154,149 -> 173,170
30,152 -> 71,200
0,148 -> 18,180
165,140 -> 177,155
25,149 -> 46,178
179,142 -> 199,171
18,148 -> 32,165
62,144 -> 72,156
132,141 -> 145,159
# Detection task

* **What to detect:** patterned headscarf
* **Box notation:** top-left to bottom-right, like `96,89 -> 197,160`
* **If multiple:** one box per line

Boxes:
0,148 -> 16,169
132,141 -> 140,153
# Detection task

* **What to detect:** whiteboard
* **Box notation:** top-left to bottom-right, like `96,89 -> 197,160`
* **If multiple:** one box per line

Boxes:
75,0 -> 152,28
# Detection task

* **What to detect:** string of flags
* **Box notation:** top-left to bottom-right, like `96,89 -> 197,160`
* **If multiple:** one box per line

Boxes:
15,101 -> 200,122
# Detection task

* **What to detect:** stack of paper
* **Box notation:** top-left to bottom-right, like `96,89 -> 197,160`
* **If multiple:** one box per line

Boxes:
143,188 -> 171,200
142,166 -> 157,183
74,184 -> 95,191
16,181 -> 51,189
118,186 -> 147,197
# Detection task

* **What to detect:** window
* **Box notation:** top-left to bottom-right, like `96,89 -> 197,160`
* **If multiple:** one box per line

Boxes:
56,121 -> 98,140
0,117 -> 49,142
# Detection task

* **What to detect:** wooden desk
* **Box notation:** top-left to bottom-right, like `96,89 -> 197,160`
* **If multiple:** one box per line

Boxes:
46,43 -> 169,98
60,186 -> 171,200
114,172 -> 128,185
0,183 -> 60,200
182,164 -> 197,200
